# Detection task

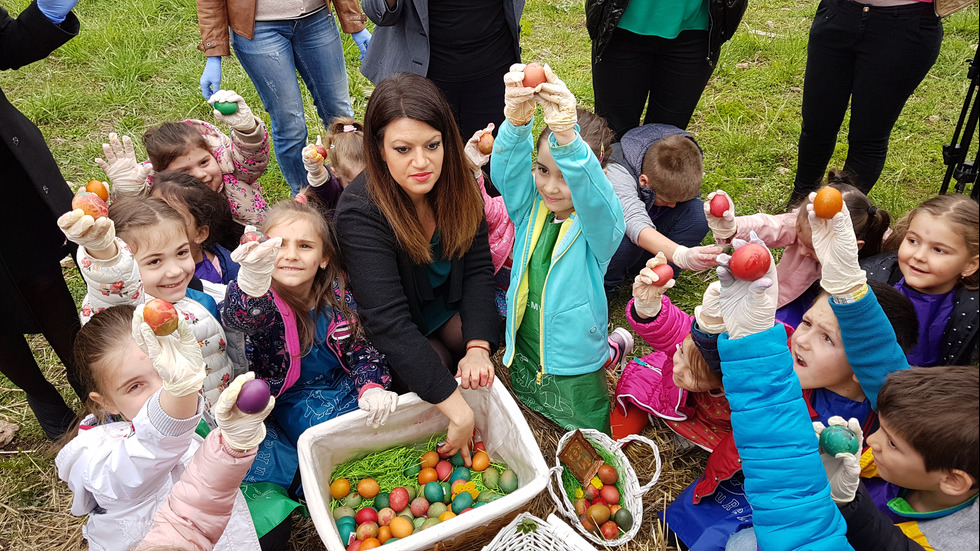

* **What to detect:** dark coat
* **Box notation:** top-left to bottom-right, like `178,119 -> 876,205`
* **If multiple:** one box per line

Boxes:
334,172 -> 499,404
585,0 -> 748,65
839,484 -> 926,551
861,251 -> 979,366
0,1 -> 79,335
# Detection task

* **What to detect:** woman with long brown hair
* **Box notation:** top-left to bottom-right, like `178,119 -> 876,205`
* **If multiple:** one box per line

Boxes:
335,72 -> 498,463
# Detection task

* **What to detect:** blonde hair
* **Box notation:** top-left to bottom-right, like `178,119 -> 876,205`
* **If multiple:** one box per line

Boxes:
883,194 -> 979,290
640,134 -> 702,203
108,197 -> 187,254
261,199 -> 358,354
324,117 -> 365,180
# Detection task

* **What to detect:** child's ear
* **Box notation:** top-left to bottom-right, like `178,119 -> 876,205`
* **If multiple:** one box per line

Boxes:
938,469 -> 976,498
88,391 -> 119,416
961,255 -> 979,279
195,225 -> 210,245
638,174 -> 650,189
855,239 -> 865,251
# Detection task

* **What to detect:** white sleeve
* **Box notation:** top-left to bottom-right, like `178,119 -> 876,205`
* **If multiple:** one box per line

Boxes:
78,237 -> 145,324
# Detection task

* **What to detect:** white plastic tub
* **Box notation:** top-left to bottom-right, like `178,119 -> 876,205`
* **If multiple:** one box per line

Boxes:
297,379 -> 550,550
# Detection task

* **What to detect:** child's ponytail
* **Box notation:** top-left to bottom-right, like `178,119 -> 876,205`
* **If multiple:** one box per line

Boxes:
323,117 -> 365,179
826,170 -> 891,259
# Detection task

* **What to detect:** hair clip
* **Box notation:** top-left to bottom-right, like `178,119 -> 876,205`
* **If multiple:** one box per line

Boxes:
295,194 -> 308,204
343,125 -> 356,133
867,205 -> 877,216
599,143 -> 605,163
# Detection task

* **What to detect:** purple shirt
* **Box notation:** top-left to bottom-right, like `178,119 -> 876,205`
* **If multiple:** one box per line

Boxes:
895,278 -> 955,367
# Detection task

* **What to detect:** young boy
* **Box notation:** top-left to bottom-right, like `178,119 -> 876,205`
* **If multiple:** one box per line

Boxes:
824,366 -> 979,550
604,123 -> 712,291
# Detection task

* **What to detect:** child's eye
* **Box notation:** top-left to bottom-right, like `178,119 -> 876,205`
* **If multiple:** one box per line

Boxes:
907,237 -> 918,245
800,319 -> 812,328
823,334 -> 834,345
537,165 -> 548,174
933,247 -> 946,254
128,382 -> 143,393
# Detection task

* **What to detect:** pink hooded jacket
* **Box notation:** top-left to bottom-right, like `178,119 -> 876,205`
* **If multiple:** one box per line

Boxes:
138,429 -> 255,550
477,173 -> 515,274
733,210 -> 819,310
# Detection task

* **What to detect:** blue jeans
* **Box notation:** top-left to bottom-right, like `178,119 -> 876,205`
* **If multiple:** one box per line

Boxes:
725,527 -> 758,551
232,9 -> 353,195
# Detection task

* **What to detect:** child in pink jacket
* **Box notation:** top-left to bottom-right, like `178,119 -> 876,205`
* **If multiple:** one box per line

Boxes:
705,172 -> 889,327
139,373 -> 273,551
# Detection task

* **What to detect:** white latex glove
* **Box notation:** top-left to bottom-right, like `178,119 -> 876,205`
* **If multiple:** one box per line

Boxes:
632,252 -> 674,319
503,64 -> 536,127
208,90 -> 258,133
717,232 -> 778,339
95,133 -> 152,198
813,416 -> 863,504
672,244 -> 724,271
132,308 -> 207,398
302,135 -> 329,187
215,372 -> 275,451
463,123 -> 494,170
57,209 -> 116,253
230,229 -> 282,298
358,387 -> 398,429
704,190 -> 737,241
535,65 -> 577,133
694,281 -> 726,334
807,194 -> 867,296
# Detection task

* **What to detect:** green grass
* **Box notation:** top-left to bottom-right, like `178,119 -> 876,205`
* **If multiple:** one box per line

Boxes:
1,0 -> 977,548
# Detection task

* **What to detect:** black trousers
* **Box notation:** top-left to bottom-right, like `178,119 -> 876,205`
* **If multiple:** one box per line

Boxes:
0,264 -> 83,439
792,0 -> 942,196
430,60 -> 514,141
592,28 -> 715,140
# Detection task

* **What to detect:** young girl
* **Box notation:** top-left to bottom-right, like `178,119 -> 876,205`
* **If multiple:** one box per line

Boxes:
301,117 -> 367,215
491,63 -> 626,433
57,197 -> 241,421
705,171 -> 891,328
463,122 -> 516,318
98,90 -> 270,226
221,198 -> 396,490
56,305 -> 263,551
863,194 -> 979,366
151,171 -> 243,301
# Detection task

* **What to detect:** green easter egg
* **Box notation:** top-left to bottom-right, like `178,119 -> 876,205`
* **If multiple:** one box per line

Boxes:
341,491 -> 362,508
439,481 -> 452,504
476,490 -> 498,503
336,515 -> 356,529
412,516 -> 425,530
613,508 -> 634,531
820,425 -> 860,455
213,101 -> 239,115
481,467 -> 500,489
333,506 -> 356,521
384,538 -> 399,544
420,517 -> 442,530
423,481 -> 444,504
498,469 -> 518,494
449,450 -> 465,467
405,485 -> 418,501
449,466 -> 471,483
404,462 -> 422,477
451,492 -> 474,514
374,492 -> 390,510
427,502 -> 448,518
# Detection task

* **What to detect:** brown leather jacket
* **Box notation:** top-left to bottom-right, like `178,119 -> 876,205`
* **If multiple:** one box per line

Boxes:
195,0 -> 367,57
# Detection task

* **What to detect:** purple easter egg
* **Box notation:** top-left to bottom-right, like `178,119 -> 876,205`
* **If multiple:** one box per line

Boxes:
237,379 -> 271,414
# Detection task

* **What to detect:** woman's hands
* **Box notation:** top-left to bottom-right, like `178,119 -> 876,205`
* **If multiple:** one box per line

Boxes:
435,390 -> 474,467
231,228 -> 282,298
57,209 -> 117,259
208,90 -> 258,133
302,135 -> 329,187
215,372 -> 276,451
457,341 -> 494,390
95,133 -> 152,198
807,194 -> 866,296
503,64 -> 536,127
632,252 -> 674,319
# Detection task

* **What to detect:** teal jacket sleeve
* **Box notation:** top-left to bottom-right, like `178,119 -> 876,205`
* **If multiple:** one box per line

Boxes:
719,325 -> 853,551
489,118 -> 538,226
546,131 -> 625,265
828,288 -> 909,410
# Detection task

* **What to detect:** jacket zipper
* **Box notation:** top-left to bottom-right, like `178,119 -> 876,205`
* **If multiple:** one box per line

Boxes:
537,226 -> 580,385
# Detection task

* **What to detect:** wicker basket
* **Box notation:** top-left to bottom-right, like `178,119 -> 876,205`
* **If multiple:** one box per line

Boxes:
548,429 -> 662,546
481,512 -> 598,551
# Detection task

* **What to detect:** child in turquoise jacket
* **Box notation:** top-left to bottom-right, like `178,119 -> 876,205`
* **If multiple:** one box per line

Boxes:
491,64 -> 626,432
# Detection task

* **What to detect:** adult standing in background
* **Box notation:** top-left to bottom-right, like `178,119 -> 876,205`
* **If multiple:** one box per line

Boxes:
787,0 -> 942,205
360,0 -> 525,140
1,0 -> 85,439
196,0 -> 372,195
587,0 -> 747,140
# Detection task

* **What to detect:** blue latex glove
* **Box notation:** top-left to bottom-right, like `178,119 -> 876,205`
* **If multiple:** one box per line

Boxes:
37,0 -> 77,24
200,56 -> 222,99
352,29 -> 371,60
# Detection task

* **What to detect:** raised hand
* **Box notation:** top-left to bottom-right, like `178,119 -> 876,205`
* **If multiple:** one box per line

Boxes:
95,133 -> 152,198
215,372 -> 276,451
807,194 -> 866,296
503,64 -> 536,127
632,252 -> 674,319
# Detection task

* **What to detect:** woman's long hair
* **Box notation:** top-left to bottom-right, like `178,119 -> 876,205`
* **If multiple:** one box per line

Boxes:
363,72 -> 484,263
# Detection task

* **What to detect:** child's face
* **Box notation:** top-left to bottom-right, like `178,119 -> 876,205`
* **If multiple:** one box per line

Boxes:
164,146 -> 223,192
898,212 -> 979,295
133,222 -> 195,303
790,298 -> 861,399
267,218 -> 327,300
535,140 -> 574,219
866,415 -> 938,491
90,339 -> 163,421
671,340 -> 719,393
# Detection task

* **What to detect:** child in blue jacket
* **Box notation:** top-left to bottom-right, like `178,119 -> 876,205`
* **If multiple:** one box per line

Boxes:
491,64 -> 626,433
